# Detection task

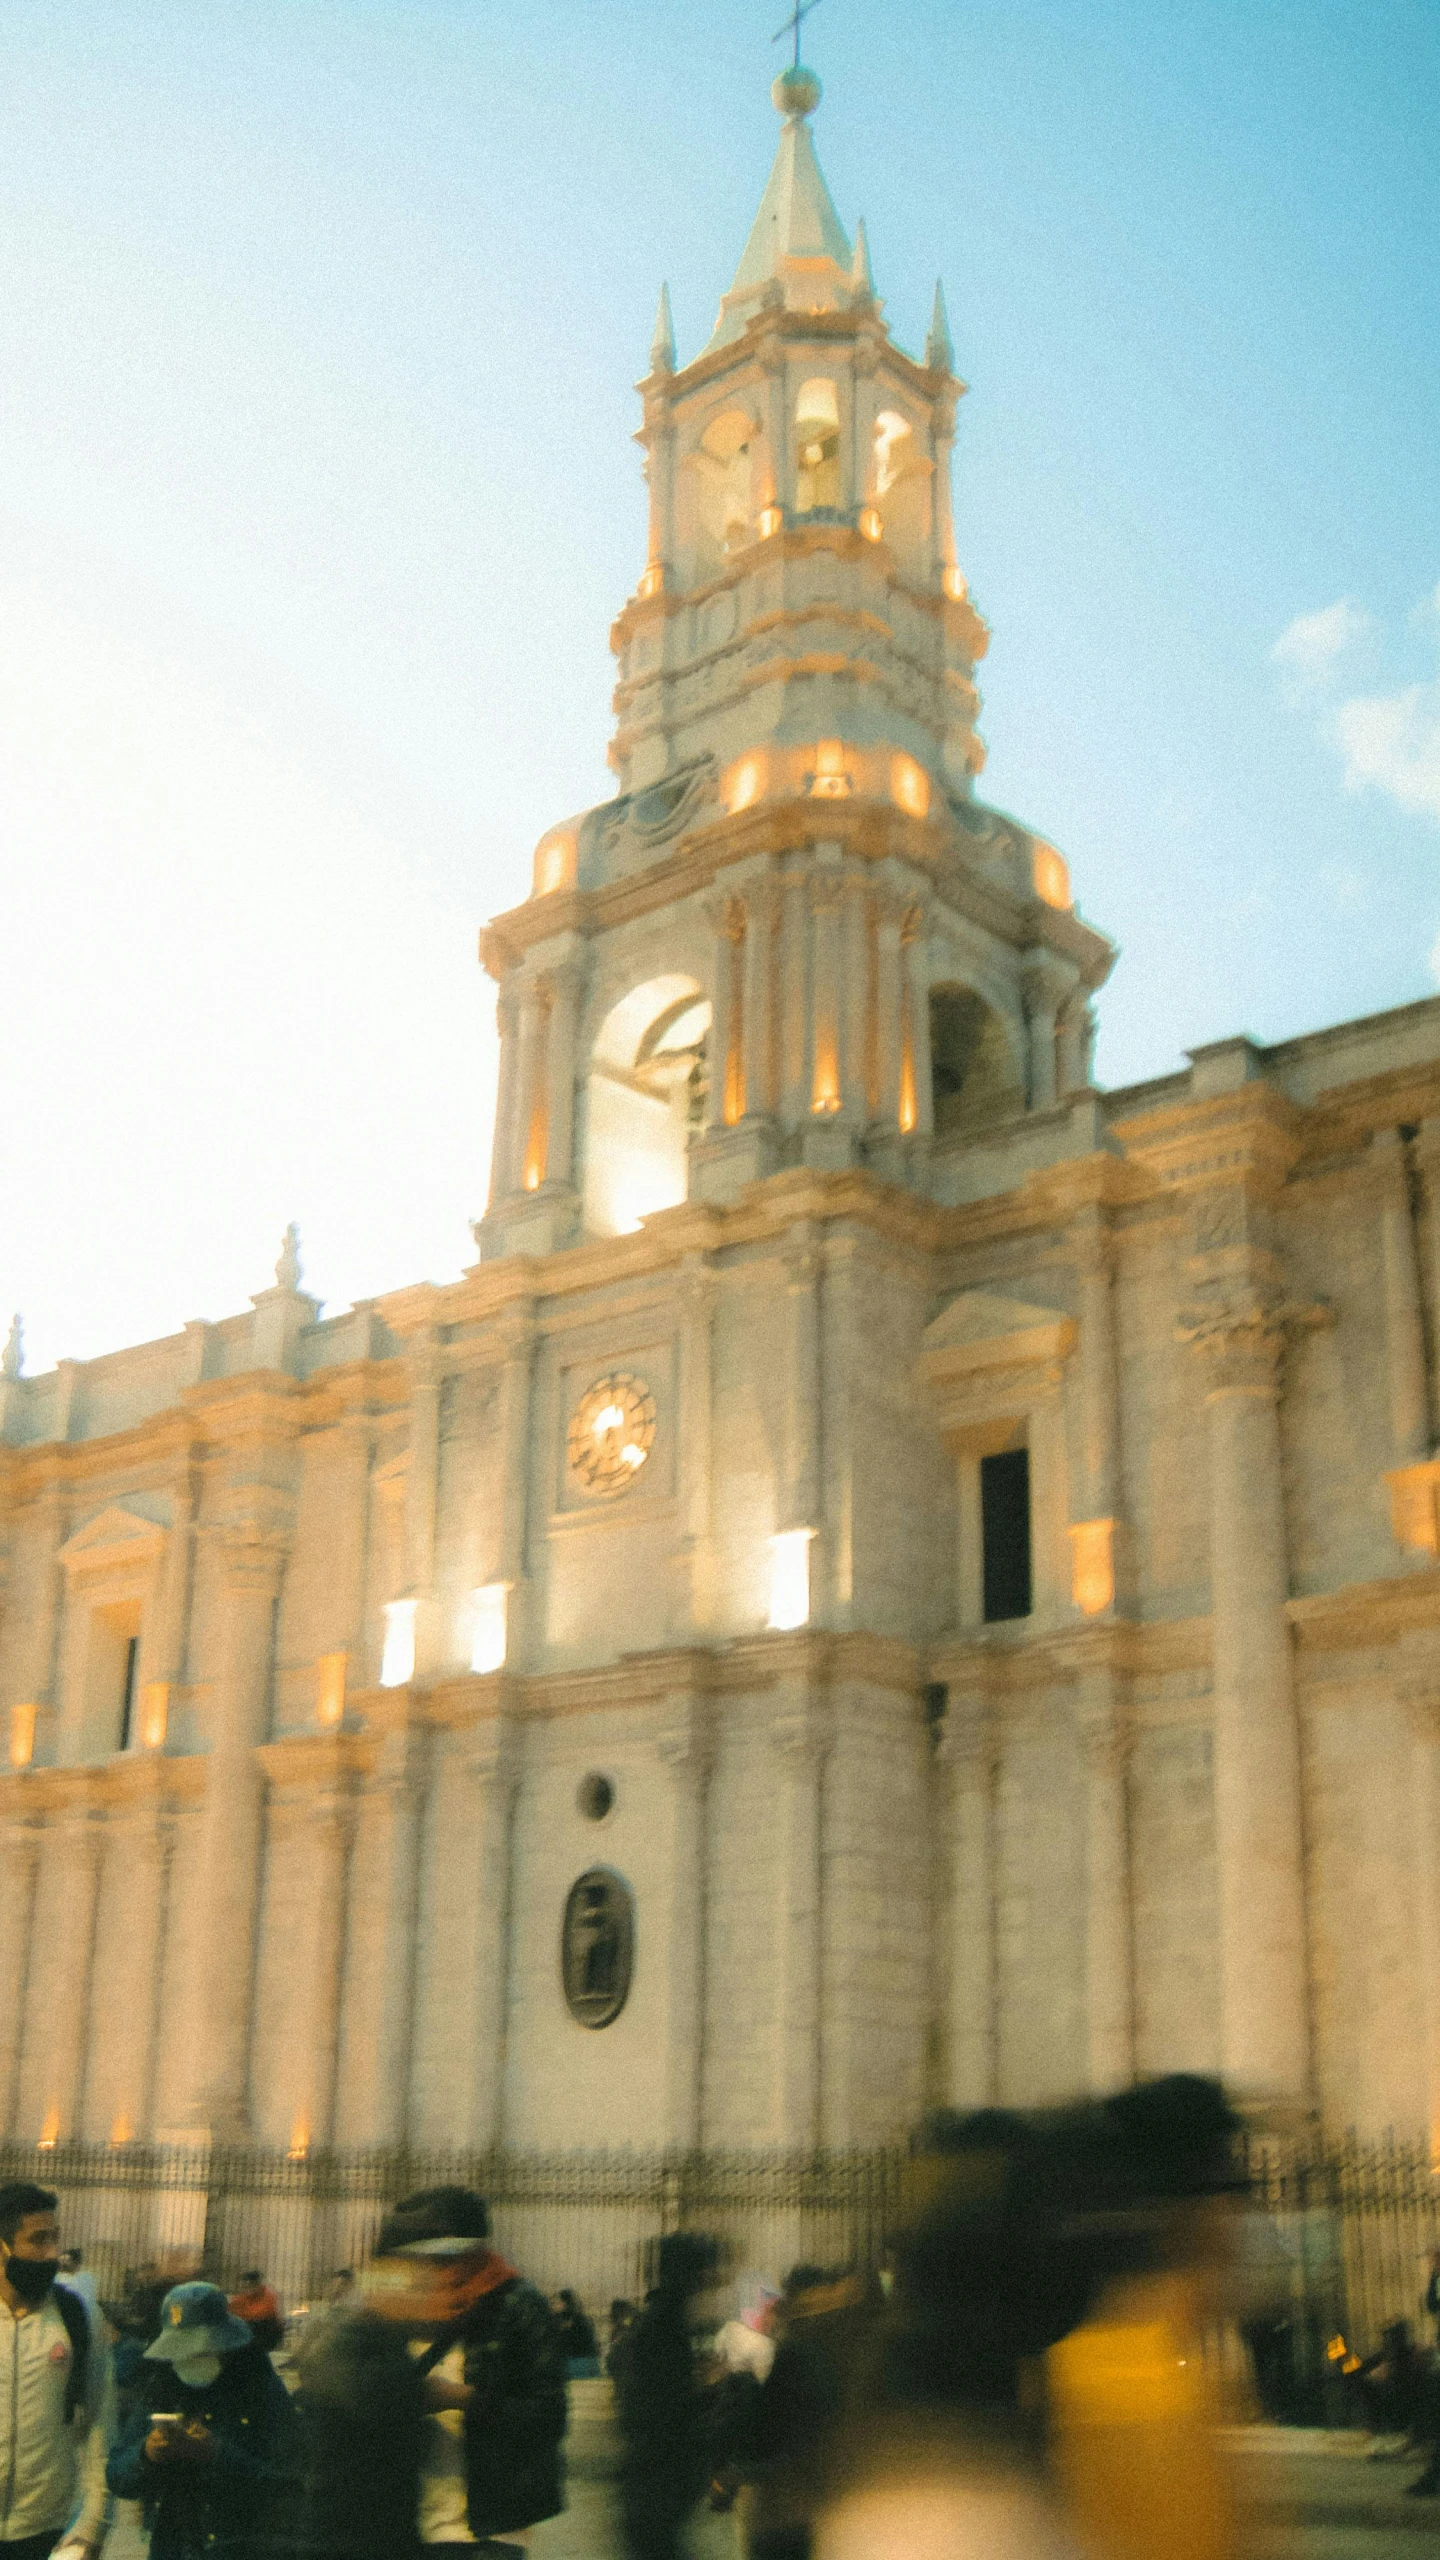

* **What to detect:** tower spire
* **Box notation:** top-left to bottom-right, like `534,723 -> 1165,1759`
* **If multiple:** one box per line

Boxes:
850,216 -> 875,298
926,278 -> 955,372
650,282 -> 675,375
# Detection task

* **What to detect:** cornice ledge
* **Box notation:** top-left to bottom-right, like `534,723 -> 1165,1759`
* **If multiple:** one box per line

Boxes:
0,1755 -> 206,1815
1287,1570 -> 1440,1651
255,1732 -> 373,1789
179,1372 -> 308,1441
1109,1083 -> 1306,1190
928,1613 -> 1212,1688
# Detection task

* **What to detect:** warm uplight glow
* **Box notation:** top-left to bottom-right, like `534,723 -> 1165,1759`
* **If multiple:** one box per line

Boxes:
757,506 -> 782,539
810,738 -> 852,800
1388,1461 -> 1440,1555
898,987 -> 918,1135
380,1599 -> 417,1689
38,2107 -> 59,2151
470,1583 -> 509,1675
768,1529 -> 816,1632
9,1701 -> 36,1770
1069,1519 -> 1116,1617
110,2113 -> 134,2146
890,754 -> 931,819
638,565 -> 664,599
1033,842 -> 1072,910
315,1653 -> 347,1730
811,1031 -> 841,1114
723,754 -> 766,815
138,1680 -> 169,1751
943,566 -> 967,601
287,2116 -> 310,2163
532,826 -> 577,898
858,506 -> 882,542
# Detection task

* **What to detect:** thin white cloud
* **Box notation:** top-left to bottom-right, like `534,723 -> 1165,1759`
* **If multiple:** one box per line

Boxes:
1271,597 -> 1370,691
1335,679 -> 1440,824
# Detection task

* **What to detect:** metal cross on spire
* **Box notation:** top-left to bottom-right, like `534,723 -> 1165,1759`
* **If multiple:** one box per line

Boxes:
772,0 -> 823,72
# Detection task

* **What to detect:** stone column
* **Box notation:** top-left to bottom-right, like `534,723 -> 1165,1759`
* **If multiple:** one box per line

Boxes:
676,1257 -> 717,1631
513,981 -> 550,1188
333,1413 -> 373,1669
772,1688 -> 824,2147
838,871 -> 871,1127
145,1460 -> 198,1687
873,891 -> 905,1134
1021,955 -> 1063,1111
191,1523 -> 288,2136
808,858 -> 844,1117
540,958 -> 583,1191
493,1317 -> 537,1658
938,1695 -> 998,2107
1075,1669 -> 1134,2092
404,1331 -> 444,1676
0,1821 -> 41,2133
704,894 -> 743,1131
1069,1209 -> 1120,1615
1403,1685 -> 1440,2147
465,1721 -> 518,2153
339,1729 -> 425,2146
1191,1317 -> 1309,2099
294,1790 -> 353,2151
1056,997 -> 1090,1098
44,1806 -> 104,2137
1374,1129 -> 1429,1464
823,1235 -> 858,1628
777,861 -> 812,1131
111,1793 -> 174,2140
487,982 -> 522,1208
740,874 -> 774,1122
900,903 -> 934,1138
23,1487 -> 65,1719
659,1700 -> 709,2152
781,1226 -> 822,1541
931,394 -> 958,585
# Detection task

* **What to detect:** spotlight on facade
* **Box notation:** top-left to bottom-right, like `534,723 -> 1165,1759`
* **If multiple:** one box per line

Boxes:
470,1583 -> 509,1676
768,1529 -> 816,1632
380,1598 -> 417,1689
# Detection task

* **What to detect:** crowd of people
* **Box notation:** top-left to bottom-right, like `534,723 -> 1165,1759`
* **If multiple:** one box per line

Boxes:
0,2075 -> 1438,2560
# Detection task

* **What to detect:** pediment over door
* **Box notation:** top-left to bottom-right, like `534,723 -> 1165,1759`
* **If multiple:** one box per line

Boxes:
59,1504 -> 166,1578
918,1290 -> 1076,1385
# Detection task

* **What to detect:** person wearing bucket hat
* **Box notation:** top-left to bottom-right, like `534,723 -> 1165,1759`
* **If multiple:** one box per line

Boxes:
106,2282 -> 297,2560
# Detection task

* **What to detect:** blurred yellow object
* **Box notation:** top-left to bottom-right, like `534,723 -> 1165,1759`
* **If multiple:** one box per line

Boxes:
1047,2274 -> 1238,2560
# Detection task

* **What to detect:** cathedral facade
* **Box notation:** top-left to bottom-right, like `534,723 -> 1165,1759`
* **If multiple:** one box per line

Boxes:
4,69 -> 1440,2166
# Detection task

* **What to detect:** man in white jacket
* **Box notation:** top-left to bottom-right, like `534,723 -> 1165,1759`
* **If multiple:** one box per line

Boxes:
0,2183 -> 112,2560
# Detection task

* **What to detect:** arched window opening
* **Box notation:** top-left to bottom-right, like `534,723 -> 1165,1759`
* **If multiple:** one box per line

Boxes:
692,410 -> 756,574
795,378 -> 841,512
929,985 -> 1024,1135
584,975 -> 712,1237
871,407 -> 927,554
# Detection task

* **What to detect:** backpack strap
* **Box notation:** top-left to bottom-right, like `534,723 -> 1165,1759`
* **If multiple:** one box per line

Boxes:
54,2284 -> 90,2424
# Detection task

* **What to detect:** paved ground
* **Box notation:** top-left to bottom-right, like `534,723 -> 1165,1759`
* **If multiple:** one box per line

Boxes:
105,2422 -> 1440,2559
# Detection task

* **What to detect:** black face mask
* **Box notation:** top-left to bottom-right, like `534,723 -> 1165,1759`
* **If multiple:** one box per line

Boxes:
5,2256 -> 58,2306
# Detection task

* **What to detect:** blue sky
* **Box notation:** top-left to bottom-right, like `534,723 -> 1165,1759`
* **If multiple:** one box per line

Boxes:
3,0 -> 1438,1369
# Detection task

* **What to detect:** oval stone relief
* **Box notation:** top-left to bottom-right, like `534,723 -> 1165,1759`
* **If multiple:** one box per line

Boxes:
561,1867 -> 635,2029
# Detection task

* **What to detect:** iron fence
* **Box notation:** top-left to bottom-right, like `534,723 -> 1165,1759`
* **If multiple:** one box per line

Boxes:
3,2128 -> 1434,2392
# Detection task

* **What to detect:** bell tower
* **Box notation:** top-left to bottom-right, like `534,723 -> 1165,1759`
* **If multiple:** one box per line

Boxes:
476,64 -> 1114,1260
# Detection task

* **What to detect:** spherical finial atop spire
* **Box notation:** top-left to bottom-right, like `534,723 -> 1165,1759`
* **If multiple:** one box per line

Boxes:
772,63 -> 821,119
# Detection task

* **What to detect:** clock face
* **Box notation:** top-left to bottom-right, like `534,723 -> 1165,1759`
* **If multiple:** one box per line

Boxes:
567,1372 -> 657,1497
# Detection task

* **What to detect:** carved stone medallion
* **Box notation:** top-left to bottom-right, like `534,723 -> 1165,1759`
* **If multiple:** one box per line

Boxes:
561,1867 -> 634,2029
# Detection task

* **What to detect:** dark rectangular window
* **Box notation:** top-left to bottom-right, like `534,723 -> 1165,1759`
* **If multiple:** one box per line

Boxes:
120,1635 -> 140,1750
981,1447 -> 1032,1622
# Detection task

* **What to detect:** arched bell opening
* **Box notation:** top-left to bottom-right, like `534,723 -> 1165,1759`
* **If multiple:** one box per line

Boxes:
929,984 -> 1024,1136
795,378 -> 842,512
582,975 -> 712,1237
870,407 -> 929,561
688,409 -> 760,582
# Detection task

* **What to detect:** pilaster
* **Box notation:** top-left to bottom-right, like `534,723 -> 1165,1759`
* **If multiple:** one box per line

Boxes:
658,1696 -> 710,2151
937,1692 -> 998,2108
771,1685 -> 826,2147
